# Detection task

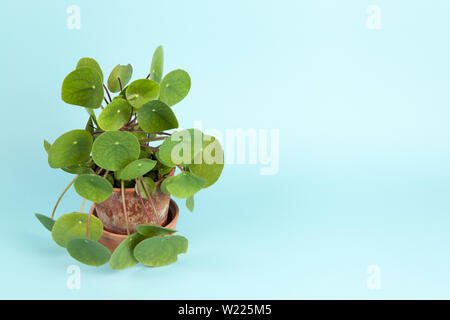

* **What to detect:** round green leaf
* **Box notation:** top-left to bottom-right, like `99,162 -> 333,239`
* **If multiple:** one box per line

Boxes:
51,212 -> 103,248
97,98 -> 132,131
150,46 -> 164,83
126,79 -> 159,109
159,69 -> 191,106
110,233 -> 146,270
74,174 -> 113,203
186,196 -> 194,212
161,171 -> 205,199
62,163 -> 94,175
35,213 -> 55,231
160,176 -> 175,194
48,130 -> 93,169
62,67 -> 104,109
137,100 -> 178,133
92,131 -> 140,171
136,224 -> 177,237
76,57 -> 103,82
107,64 -> 133,93
156,129 -> 203,167
67,238 -> 111,267
188,135 -> 224,188
135,177 -> 155,199
133,235 -> 188,267
115,159 -> 157,181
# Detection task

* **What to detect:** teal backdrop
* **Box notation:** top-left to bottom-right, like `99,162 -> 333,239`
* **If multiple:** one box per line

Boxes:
1,0 -> 450,299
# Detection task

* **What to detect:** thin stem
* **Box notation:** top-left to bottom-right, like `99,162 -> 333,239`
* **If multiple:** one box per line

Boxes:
140,144 -> 159,152
118,77 -> 123,91
103,84 -> 112,103
140,177 -> 159,225
146,73 -> 150,79
80,198 -> 86,213
139,137 -> 166,142
51,175 -> 79,219
155,132 -> 171,136
103,97 -> 109,105
177,165 -> 185,172
135,178 -> 151,223
103,170 -> 110,178
121,180 -> 130,235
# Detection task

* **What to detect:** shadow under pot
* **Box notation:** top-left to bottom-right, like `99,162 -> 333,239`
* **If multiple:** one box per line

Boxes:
94,168 -> 175,235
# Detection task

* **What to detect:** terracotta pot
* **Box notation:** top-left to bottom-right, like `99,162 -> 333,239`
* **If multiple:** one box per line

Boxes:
94,168 -> 175,235
94,199 -> 180,252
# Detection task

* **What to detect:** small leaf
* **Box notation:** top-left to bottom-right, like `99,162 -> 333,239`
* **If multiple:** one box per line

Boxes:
135,177 -> 155,199
136,224 -> 177,237
150,46 -> 164,83
92,131 -> 140,171
115,159 -> 157,181
133,235 -> 188,267
67,238 -> 111,267
48,130 -> 93,169
97,98 -> 132,131
35,213 -> 55,231
43,140 -> 51,153
74,174 -> 113,203
159,69 -> 191,106
137,100 -> 178,133
126,79 -> 159,109
51,212 -> 103,248
76,57 -> 103,82
186,196 -> 194,212
160,176 -> 175,194
161,171 -> 205,199
110,233 -> 146,270
62,67 -> 104,109
107,64 -> 133,93
62,163 -> 94,175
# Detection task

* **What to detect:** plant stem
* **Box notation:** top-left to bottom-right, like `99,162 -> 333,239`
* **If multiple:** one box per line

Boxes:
51,175 -> 79,219
140,144 -> 159,152
135,178 -> 151,223
121,180 -> 130,235
103,170 -> 109,178
146,73 -> 150,79
118,77 -> 123,91
139,137 -> 166,142
80,198 -> 86,213
103,84 -> 112,103
140,177 -> 159,225
103,97 -> 109,105
177,165 -> 185,172
155,132 -> 171,136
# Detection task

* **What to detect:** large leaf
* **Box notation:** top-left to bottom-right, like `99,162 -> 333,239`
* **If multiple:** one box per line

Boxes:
115,159 -> 157,181
137,100 -> 178,133
76,57 -> 103,82
150,46 -> 164,83
48,130 -> 93,169
67,238 -> 111,267
159,69 -> 191,106
35,213 -> 55,231
160,171 -> 205,199
61,67 -> 104,108
51,212 -> 103,248
133,235 -> 188,267
156,129 -> 203,167
97,98 -> 132,131
125,79 -> 159,109
107,64 -> 133,93
74,174 -> 113,203
188,135 -> 224,188
92,131 -> 140,171
135,177 -> 155,199
136,224 -> 176,237
109,233 -> 146,270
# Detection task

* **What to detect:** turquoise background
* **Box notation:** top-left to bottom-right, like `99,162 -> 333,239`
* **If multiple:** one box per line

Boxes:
1,0 -> 450,299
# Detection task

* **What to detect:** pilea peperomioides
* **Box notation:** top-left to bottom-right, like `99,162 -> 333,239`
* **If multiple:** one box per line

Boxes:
35,46 -> 224,269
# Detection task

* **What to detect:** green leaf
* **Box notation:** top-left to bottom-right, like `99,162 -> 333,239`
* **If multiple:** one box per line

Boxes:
107,64 -> 133,93
115,159 -> 157,181
67,238 -> 111,267
62,67 -> 104,109
51,212 -> 103,248
150,46 -> 164,83
159,69 -> 191,106
76,57 -> 103,82
35,213 -> 55,231
156,129 -> 203,167
160,176 -> 175,194
97,98 -> 132,131
109,233 -> 146,270
48,130 -> 93,169
133,235 -> 188,267
188,135 -> 224,188
186,196 -> 194,212
62,163 -> 94,175
136,224 -> 177,237
125,79 -> 159,109
74,174 -> 113,203
160,171 -> 205,199
135,177 -> 155,199
92,131 -> 140,171
43,140 -> 51,153
85,116 -> 95,134
137,100 -> 178,133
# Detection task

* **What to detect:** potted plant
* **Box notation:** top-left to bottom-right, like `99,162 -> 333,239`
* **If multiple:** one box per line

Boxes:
35,46 -> 224,269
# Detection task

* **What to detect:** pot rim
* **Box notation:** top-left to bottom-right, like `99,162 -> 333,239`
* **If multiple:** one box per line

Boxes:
111,167 -> 175,192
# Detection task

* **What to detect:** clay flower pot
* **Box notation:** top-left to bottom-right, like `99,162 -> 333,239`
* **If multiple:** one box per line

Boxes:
94,168 -> 175,235
94,199 -> 180,252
